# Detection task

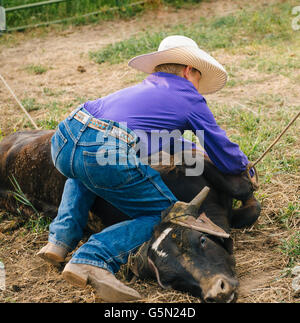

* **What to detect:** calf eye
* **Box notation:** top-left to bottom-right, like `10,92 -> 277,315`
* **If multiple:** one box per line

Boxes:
200,236 -> 206,246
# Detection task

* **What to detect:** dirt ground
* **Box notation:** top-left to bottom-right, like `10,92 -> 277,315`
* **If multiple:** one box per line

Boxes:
0,0 -> 299,303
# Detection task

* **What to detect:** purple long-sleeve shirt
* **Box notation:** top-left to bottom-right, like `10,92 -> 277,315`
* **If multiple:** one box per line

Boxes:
84,72 -> 250,175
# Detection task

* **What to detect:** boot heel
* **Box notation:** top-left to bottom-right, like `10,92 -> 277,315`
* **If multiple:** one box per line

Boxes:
62,263 -> 88,288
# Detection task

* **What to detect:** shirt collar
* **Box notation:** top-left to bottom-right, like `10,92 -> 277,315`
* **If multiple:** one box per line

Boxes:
145,72 -> 199,93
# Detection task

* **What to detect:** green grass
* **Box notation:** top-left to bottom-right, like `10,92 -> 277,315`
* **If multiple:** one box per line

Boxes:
89,30 -> 169,64
90,2 -> 298,65
34,97 -> 89,130
35,102 -> 70,129
21,98 -> 42,112
240,52 -> 300,78
24,64 -> 49,75
3,0 -> 201,31
7,175 -> 51,233
24,214 -> 52,233
280,231 -> 300,267
277,203 -> 299,230
37,118 -> 59,130
9,175 -> 39,216
43,87 -> 66,97
208,101 -> 299,162
4,0 -> 146,30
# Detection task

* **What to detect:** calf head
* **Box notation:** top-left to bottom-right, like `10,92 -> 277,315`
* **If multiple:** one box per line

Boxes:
130,187 -> 238,303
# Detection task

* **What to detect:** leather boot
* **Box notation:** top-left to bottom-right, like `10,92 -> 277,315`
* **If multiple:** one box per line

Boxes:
37,242 -> 68,266
62,262 -> 142,302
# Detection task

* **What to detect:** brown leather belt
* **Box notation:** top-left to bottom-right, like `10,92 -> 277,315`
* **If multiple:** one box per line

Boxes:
74,110 -> 135,145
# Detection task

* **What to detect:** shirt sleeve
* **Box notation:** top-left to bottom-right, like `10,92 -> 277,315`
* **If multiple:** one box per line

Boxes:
186,98 -> 250,175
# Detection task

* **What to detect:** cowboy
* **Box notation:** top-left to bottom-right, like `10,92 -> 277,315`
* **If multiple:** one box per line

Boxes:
37,35 -> 254,302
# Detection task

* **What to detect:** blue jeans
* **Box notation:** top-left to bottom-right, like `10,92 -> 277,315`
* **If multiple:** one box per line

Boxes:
49,106 -> 177,274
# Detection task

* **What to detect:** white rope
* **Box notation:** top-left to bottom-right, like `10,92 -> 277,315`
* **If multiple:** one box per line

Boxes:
0,73 -> 40,130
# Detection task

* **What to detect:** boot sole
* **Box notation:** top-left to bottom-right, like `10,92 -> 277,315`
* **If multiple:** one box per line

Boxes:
92,280 -> 141,302
37,251 -> 65,267
62,269 -> 88,289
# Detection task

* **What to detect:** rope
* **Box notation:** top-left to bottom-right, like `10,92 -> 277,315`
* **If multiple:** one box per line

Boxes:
252,110 -> 300,167
246,110 -> 300,191
0,73 -> 40,130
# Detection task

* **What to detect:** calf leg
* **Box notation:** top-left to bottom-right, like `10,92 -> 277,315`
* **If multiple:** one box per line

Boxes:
203,159 -> 254,201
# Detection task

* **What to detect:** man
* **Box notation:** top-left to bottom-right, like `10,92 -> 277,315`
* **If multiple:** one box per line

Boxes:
38,36 -> 254,302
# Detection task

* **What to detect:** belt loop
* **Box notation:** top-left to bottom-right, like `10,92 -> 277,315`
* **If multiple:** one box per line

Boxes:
68,104 -> 84,120
73,114 -> 93,147
103,120 -> 113,138
80,115 -> 93,133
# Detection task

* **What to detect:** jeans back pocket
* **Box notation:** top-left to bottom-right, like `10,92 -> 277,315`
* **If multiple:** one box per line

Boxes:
83,146 -> 141,190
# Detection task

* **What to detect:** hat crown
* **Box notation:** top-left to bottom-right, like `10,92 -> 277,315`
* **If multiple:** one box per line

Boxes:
158,35 -> 198,52
128,35 -> 228,94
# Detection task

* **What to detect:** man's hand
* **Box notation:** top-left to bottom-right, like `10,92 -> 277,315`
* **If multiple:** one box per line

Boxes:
247,164 -> 259,191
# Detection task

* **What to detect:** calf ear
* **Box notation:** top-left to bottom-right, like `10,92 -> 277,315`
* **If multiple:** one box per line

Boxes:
148,257 -> 170,290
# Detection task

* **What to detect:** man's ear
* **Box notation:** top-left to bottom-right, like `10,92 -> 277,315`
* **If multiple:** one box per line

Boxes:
183,65 -> 191,79
183,66 -> 190,79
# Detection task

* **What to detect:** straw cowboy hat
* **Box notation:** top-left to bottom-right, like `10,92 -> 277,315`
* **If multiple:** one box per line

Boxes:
128,35 -> 228,94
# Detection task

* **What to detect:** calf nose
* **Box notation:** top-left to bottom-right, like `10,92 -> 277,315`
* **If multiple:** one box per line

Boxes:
203,275 -> 238,303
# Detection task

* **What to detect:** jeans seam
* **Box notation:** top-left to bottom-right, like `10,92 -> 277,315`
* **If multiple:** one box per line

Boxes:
94,242 -> 143,267
69,144 -> 77,178
63,120 -> 76,142
48,237 -> 73,252
147,174 -> 176,204
52,129 -> 67,168
49,179 -> 84,251
66,118 -> 92,178
61,121 -> 76,177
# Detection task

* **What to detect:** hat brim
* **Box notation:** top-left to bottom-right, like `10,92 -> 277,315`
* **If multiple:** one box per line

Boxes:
128,46 -> 228,94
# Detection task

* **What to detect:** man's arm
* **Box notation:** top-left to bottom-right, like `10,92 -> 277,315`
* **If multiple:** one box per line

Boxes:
187,98 -> 251,175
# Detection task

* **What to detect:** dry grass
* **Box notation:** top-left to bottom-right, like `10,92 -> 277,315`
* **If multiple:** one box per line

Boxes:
0,0 -> 299,303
